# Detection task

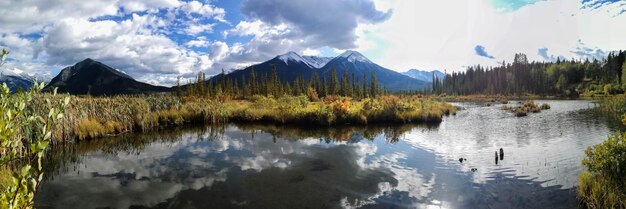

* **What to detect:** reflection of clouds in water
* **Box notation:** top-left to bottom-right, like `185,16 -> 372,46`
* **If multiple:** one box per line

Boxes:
356,151 -> 439,208
38,133 -> 230,209
38,127 -> 398,209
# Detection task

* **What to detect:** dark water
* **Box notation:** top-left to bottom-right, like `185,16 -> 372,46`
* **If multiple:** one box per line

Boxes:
35,100 -> 612,209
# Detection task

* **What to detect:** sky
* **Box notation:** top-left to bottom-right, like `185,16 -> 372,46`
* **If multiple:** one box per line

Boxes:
0,0 -> 625,86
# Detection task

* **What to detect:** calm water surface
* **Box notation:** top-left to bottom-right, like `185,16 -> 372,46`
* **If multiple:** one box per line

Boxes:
35,100 -> 613,209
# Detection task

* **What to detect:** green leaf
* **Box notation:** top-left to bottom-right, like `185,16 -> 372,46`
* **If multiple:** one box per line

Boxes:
1,49 -> 8,62
20,165 -> 31,176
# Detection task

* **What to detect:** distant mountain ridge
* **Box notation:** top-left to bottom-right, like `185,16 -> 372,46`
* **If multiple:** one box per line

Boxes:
319,51 -> 429,91
44,58 -> 170,95
0,73 -> 34,92
402,69 -> 445,83
39,51 -> 436,96
210,51 -> 431,91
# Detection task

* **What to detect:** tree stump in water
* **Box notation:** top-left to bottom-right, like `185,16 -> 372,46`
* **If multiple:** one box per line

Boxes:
495,151 -> 498,165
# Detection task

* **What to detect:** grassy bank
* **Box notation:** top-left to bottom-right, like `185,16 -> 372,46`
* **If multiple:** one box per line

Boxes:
578,132 -> 626,208
27,94 -> 456,142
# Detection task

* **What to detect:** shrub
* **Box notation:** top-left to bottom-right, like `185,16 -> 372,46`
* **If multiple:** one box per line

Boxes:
514,107 -> 527,117
578,132 -> 626,208
0,82 -> 69,208
582,132 -> 626,184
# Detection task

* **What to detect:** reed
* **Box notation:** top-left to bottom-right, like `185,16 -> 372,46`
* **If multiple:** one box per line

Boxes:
25,94 -> 456,142
598,95 -> 626,126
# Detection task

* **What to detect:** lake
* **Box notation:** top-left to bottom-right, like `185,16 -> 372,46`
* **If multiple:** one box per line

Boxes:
34,100 -> 613,209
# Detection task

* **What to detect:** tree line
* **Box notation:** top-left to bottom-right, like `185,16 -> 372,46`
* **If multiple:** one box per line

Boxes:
177,66 -> 383,100
433,51 -> 626,96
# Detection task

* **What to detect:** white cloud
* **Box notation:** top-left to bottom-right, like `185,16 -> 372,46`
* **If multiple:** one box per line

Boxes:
185,37 -> 210,48
363,0 -> 626,72
184,23 -> 215,35
224,20 -> 265,37
302,48 -> 320,56
39,14 -> 212,85
0,0 -> 230,86
180,0 -> 227,23
0,0 -> 119,34
119,0 -> 182,13
241,0 -> 391,49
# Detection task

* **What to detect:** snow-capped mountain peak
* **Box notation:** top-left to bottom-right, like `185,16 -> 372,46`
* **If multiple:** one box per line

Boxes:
402,69 -> 445,83
277,51 -> 332,69
338,50 -> 371,63
277,51 -> 306,66
302,56 -> 332,69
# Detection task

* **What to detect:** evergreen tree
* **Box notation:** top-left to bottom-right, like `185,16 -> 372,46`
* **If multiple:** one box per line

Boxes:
175,76 -> 182,98
249,67 -> 257,95
293,76 -> 302,95
330,67 -> 339,95
370,71 -> 378,97
341,71 -> 352,96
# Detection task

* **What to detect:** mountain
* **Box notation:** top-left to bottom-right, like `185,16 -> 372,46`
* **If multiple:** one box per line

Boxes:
209,51 -> 323,86
207,50 -> 430,92
320,51 -> 430,91
45,58 -> 170,95
402,69 -> 445,83
0,72 -> 34,92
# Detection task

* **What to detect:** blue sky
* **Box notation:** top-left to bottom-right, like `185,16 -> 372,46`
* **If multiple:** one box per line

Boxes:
0,0 -> 625,86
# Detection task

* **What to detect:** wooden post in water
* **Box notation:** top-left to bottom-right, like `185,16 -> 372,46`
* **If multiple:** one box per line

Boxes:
495,151 -> 498,165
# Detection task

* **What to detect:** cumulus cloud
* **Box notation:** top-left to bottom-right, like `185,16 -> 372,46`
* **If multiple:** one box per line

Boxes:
0,0 -> 230,86
538,47 -> 566,62
184,23 -> 215,35
207,0 -> 391,72
0,0 -> 119,34
179,0 -> 227,23
185,37 -> 210,48
570,41 -> 608,60
240,0 -> 391,49
474,45 -> 496,59
119,0 -> 181,13
40,15 -> 211,81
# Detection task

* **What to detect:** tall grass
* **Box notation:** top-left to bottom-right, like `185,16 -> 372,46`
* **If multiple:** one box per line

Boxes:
28,94 -> 456,142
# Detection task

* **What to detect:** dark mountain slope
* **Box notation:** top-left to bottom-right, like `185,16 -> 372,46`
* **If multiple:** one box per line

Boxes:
320,51 -> 429,91
45,58 -> 169,95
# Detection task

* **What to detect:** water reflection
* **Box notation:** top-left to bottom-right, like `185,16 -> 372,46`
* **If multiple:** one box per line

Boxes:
35,100 -> 611,209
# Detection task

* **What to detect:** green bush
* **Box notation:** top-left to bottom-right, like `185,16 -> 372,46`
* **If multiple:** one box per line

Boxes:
0,82 -> 69,208
582,132 -> 626,184
578,132 -> 626,208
